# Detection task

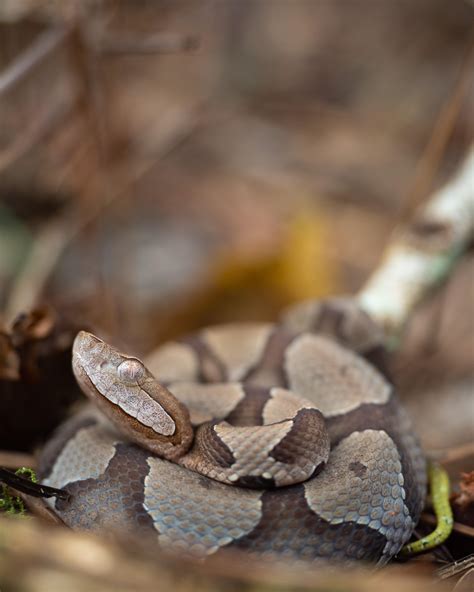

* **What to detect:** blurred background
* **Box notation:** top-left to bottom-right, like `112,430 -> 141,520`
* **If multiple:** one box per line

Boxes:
0,0 -> 474,591
0,0 -> 473,569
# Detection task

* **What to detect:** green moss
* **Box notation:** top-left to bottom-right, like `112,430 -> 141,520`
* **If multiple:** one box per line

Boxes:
0,467 -> 39,517
15,467 -> 38,483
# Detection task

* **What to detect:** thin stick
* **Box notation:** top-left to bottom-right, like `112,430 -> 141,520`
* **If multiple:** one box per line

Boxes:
0,102 -> 74,175
0,451 -> 36,470
421,513 -> 474,539
438,442 -> 474,466
19,495 -> 66,525
0,27 -> 69,95
357,146 -> 474,346
436,554 -> 474,579
97,32 -> 199,55
400,40 -> 474,220
4,220 -> 70,323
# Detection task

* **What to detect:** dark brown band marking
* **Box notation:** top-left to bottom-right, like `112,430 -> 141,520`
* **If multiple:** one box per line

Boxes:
349,461 -> 368,478
326,396 -> 424,519
235,475 -> 276,489
225,386 -> 271,426
244,328 -> 296,388
231,486 -> 387,562
195,424 -> 235,468
270,408 -> 327,466
55,443 -> 155,532
180,335 -> 227,383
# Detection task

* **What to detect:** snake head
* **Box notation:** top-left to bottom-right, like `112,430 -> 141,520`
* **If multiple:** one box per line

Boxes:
72,331 -> 193,459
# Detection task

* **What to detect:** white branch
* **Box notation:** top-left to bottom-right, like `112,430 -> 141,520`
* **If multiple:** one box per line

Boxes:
357,146 -> 474,344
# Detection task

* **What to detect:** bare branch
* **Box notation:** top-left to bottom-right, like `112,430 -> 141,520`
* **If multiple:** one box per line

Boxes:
358,146 -> 474,344
0,27 -> 69,95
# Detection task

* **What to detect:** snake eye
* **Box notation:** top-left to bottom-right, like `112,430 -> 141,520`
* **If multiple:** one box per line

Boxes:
117,359 -> 145,383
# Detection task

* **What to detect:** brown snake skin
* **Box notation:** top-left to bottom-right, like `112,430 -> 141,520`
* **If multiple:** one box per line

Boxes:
39,297 -> 427,565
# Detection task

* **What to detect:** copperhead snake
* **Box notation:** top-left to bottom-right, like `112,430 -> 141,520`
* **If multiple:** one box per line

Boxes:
39,297 -> 426,565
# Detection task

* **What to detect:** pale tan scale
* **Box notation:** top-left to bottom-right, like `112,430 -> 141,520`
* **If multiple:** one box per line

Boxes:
201,323 -> 272,381
245,368 -> 282,388
304,430 -> 412,554
167,382 -> 245,425
285,334 -> 391,416
44,424 -> 119,493
211,421 -> 312,486
144,456 -> 262,556
181,421 -> 315,487
263,387 -> 317,424
145,342 -> 199,383
214,421 -> 292,465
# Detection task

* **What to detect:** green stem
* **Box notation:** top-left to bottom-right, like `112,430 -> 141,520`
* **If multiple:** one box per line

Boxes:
399,462 -> 453,556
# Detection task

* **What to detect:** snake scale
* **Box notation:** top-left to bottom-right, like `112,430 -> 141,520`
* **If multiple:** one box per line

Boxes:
39,297 -> 427,565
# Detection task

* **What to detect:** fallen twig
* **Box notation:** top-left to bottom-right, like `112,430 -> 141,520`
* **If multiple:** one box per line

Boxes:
358,146 -> 474,344
96,32 -> 199,55
0,27 -> 69,95
0,451 -> 36,470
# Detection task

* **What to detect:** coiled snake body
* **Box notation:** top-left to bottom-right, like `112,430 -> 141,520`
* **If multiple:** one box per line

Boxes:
39,298 -> 426,565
